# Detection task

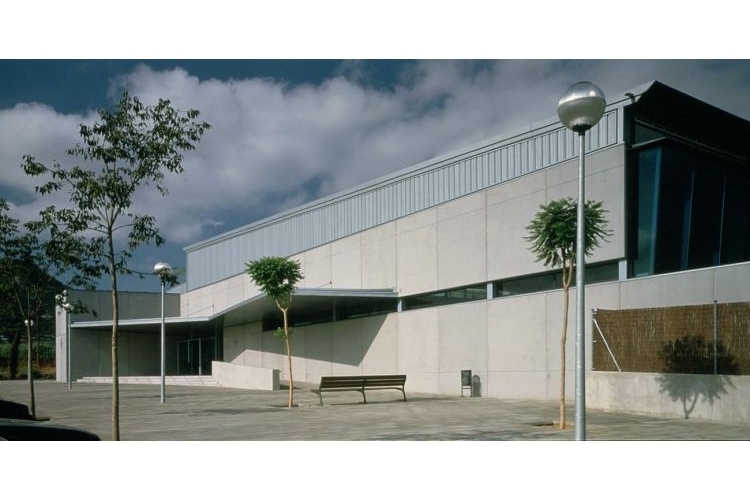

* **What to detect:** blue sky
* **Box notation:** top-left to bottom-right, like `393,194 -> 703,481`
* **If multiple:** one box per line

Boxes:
3,59 -> 750,293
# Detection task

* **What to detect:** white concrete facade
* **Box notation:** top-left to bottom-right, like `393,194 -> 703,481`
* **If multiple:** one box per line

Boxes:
177,140 -> 748,400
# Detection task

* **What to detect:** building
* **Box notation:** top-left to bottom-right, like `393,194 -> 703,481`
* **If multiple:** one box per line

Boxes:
57,81 -> 750,410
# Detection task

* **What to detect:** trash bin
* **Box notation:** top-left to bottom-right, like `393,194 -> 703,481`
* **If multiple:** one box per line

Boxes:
471,374 -> 481,397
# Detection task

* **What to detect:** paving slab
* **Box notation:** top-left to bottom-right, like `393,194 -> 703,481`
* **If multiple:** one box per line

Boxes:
1,380 -> 748,441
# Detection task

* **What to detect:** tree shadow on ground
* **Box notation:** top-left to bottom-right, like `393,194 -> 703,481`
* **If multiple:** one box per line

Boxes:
657,335 -> 739,419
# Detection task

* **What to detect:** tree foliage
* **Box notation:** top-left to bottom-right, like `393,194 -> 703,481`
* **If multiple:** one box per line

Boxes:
525,197 -> 611,429
245,256 -> 303,408
22,92 -> 210,439
525,197 -> 611,272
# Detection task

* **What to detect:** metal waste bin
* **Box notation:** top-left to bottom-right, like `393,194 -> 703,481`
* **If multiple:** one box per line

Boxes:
471,374 -> 481,397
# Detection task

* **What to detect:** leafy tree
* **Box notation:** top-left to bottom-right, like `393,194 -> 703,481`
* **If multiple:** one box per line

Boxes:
22,92 -> 210,439
245,256 -> 303,408
525,197 -> 611,429
0,199 -> 66,417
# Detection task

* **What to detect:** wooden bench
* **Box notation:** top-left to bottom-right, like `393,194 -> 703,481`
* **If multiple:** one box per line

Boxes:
314,375 -> 407,405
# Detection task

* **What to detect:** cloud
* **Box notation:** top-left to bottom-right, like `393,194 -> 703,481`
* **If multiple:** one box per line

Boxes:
3,60 -> 750,292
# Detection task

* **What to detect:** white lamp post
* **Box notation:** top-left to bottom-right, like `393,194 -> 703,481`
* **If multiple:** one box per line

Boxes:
24,318 -> 35,416
153,261 -> 173,404
56,290 -> 73,390
557,81 -> 606,441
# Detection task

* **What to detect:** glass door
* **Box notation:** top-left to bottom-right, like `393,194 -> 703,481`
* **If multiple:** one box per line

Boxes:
178,337 -> 215,375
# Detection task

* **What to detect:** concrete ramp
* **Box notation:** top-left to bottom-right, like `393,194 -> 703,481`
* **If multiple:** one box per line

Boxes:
77,363 -> 280,391
77,376 -> 220,387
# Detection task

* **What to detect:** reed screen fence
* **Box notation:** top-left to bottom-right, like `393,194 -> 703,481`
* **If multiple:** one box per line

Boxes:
592,302 -> 750,375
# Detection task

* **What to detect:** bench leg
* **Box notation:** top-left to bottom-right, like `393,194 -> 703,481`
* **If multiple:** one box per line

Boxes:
401,388 -> 407,402
319,392 -> 324,406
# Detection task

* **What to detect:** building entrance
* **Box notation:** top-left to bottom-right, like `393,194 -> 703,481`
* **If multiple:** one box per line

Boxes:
178,337 -> 215,375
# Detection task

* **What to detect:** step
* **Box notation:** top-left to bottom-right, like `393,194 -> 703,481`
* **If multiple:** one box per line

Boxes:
77,376 -> 221,387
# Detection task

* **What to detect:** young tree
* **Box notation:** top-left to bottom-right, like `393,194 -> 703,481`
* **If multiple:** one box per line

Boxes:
22,92 -> 210,440
525,197 -> 611,430
245,256 -> 303,408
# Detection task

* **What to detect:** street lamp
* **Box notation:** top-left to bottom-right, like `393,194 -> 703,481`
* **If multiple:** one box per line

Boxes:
153,261 -> 172,403
24,318 -> 35,416
557,81 -> 606,441
56,290 -> 73,390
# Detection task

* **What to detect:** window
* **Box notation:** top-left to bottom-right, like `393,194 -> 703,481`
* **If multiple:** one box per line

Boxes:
494,262 -> 619,298
403,284 -> 487,311
629,135 -> 750,277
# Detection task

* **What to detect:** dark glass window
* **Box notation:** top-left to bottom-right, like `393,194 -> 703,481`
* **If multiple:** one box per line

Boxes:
496,272 -> 559,297
629,138 -> 750,277
403,284 -> 487,311
337,298 -> 398,320
586,262 -> 620,283
494,262 -> 619,298
722,169 -> 750,263
632,147 -> 660,276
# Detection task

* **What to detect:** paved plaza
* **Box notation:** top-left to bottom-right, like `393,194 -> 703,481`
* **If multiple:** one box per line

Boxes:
1,379 -> 749,441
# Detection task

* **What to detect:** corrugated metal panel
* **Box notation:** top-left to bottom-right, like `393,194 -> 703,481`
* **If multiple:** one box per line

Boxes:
186,108 -> 622,290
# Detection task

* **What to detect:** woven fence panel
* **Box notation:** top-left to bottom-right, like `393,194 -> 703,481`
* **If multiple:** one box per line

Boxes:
593,302 -> 750,374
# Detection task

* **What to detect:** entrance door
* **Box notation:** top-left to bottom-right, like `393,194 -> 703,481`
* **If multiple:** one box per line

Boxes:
178,337 -> 215,375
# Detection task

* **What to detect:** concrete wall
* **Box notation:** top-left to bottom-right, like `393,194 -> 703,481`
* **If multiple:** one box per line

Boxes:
228,261 -> 750,404
56,289 -> 181,382
205,145 -> 626,398
63,327 -> 178,380
212,361 -> 279,390
189,143 -> 750,408
588,372 -> 750,422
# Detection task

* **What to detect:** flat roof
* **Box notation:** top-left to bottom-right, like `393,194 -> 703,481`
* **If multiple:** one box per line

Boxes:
71,288 -> 399,333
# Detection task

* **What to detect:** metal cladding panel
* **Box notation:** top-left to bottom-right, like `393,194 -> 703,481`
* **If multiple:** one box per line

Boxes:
186,109 -> 622,291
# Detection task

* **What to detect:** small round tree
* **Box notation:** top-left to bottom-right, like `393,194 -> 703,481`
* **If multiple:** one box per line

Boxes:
525,197 -> 611,429
245,256 -> 303,408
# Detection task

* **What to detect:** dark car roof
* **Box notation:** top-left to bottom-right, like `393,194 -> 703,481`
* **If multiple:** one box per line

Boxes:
0,418 -> 100,441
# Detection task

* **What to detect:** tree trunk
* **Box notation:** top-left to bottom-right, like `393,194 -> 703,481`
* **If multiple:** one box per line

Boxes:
111,289 -> 119,441
109,235 -> 120,441
560,284 -> 569,430
559,257 -> 574,430
282,308 -> 294,408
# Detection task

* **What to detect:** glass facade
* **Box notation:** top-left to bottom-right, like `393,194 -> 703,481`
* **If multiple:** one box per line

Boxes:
629,131 -> 750,277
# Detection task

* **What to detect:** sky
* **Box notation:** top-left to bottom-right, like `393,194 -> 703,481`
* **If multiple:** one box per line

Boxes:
2,4 -> 749,294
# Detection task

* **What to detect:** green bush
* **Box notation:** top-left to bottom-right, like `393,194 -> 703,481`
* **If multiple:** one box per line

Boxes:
0,341 -> 56,362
